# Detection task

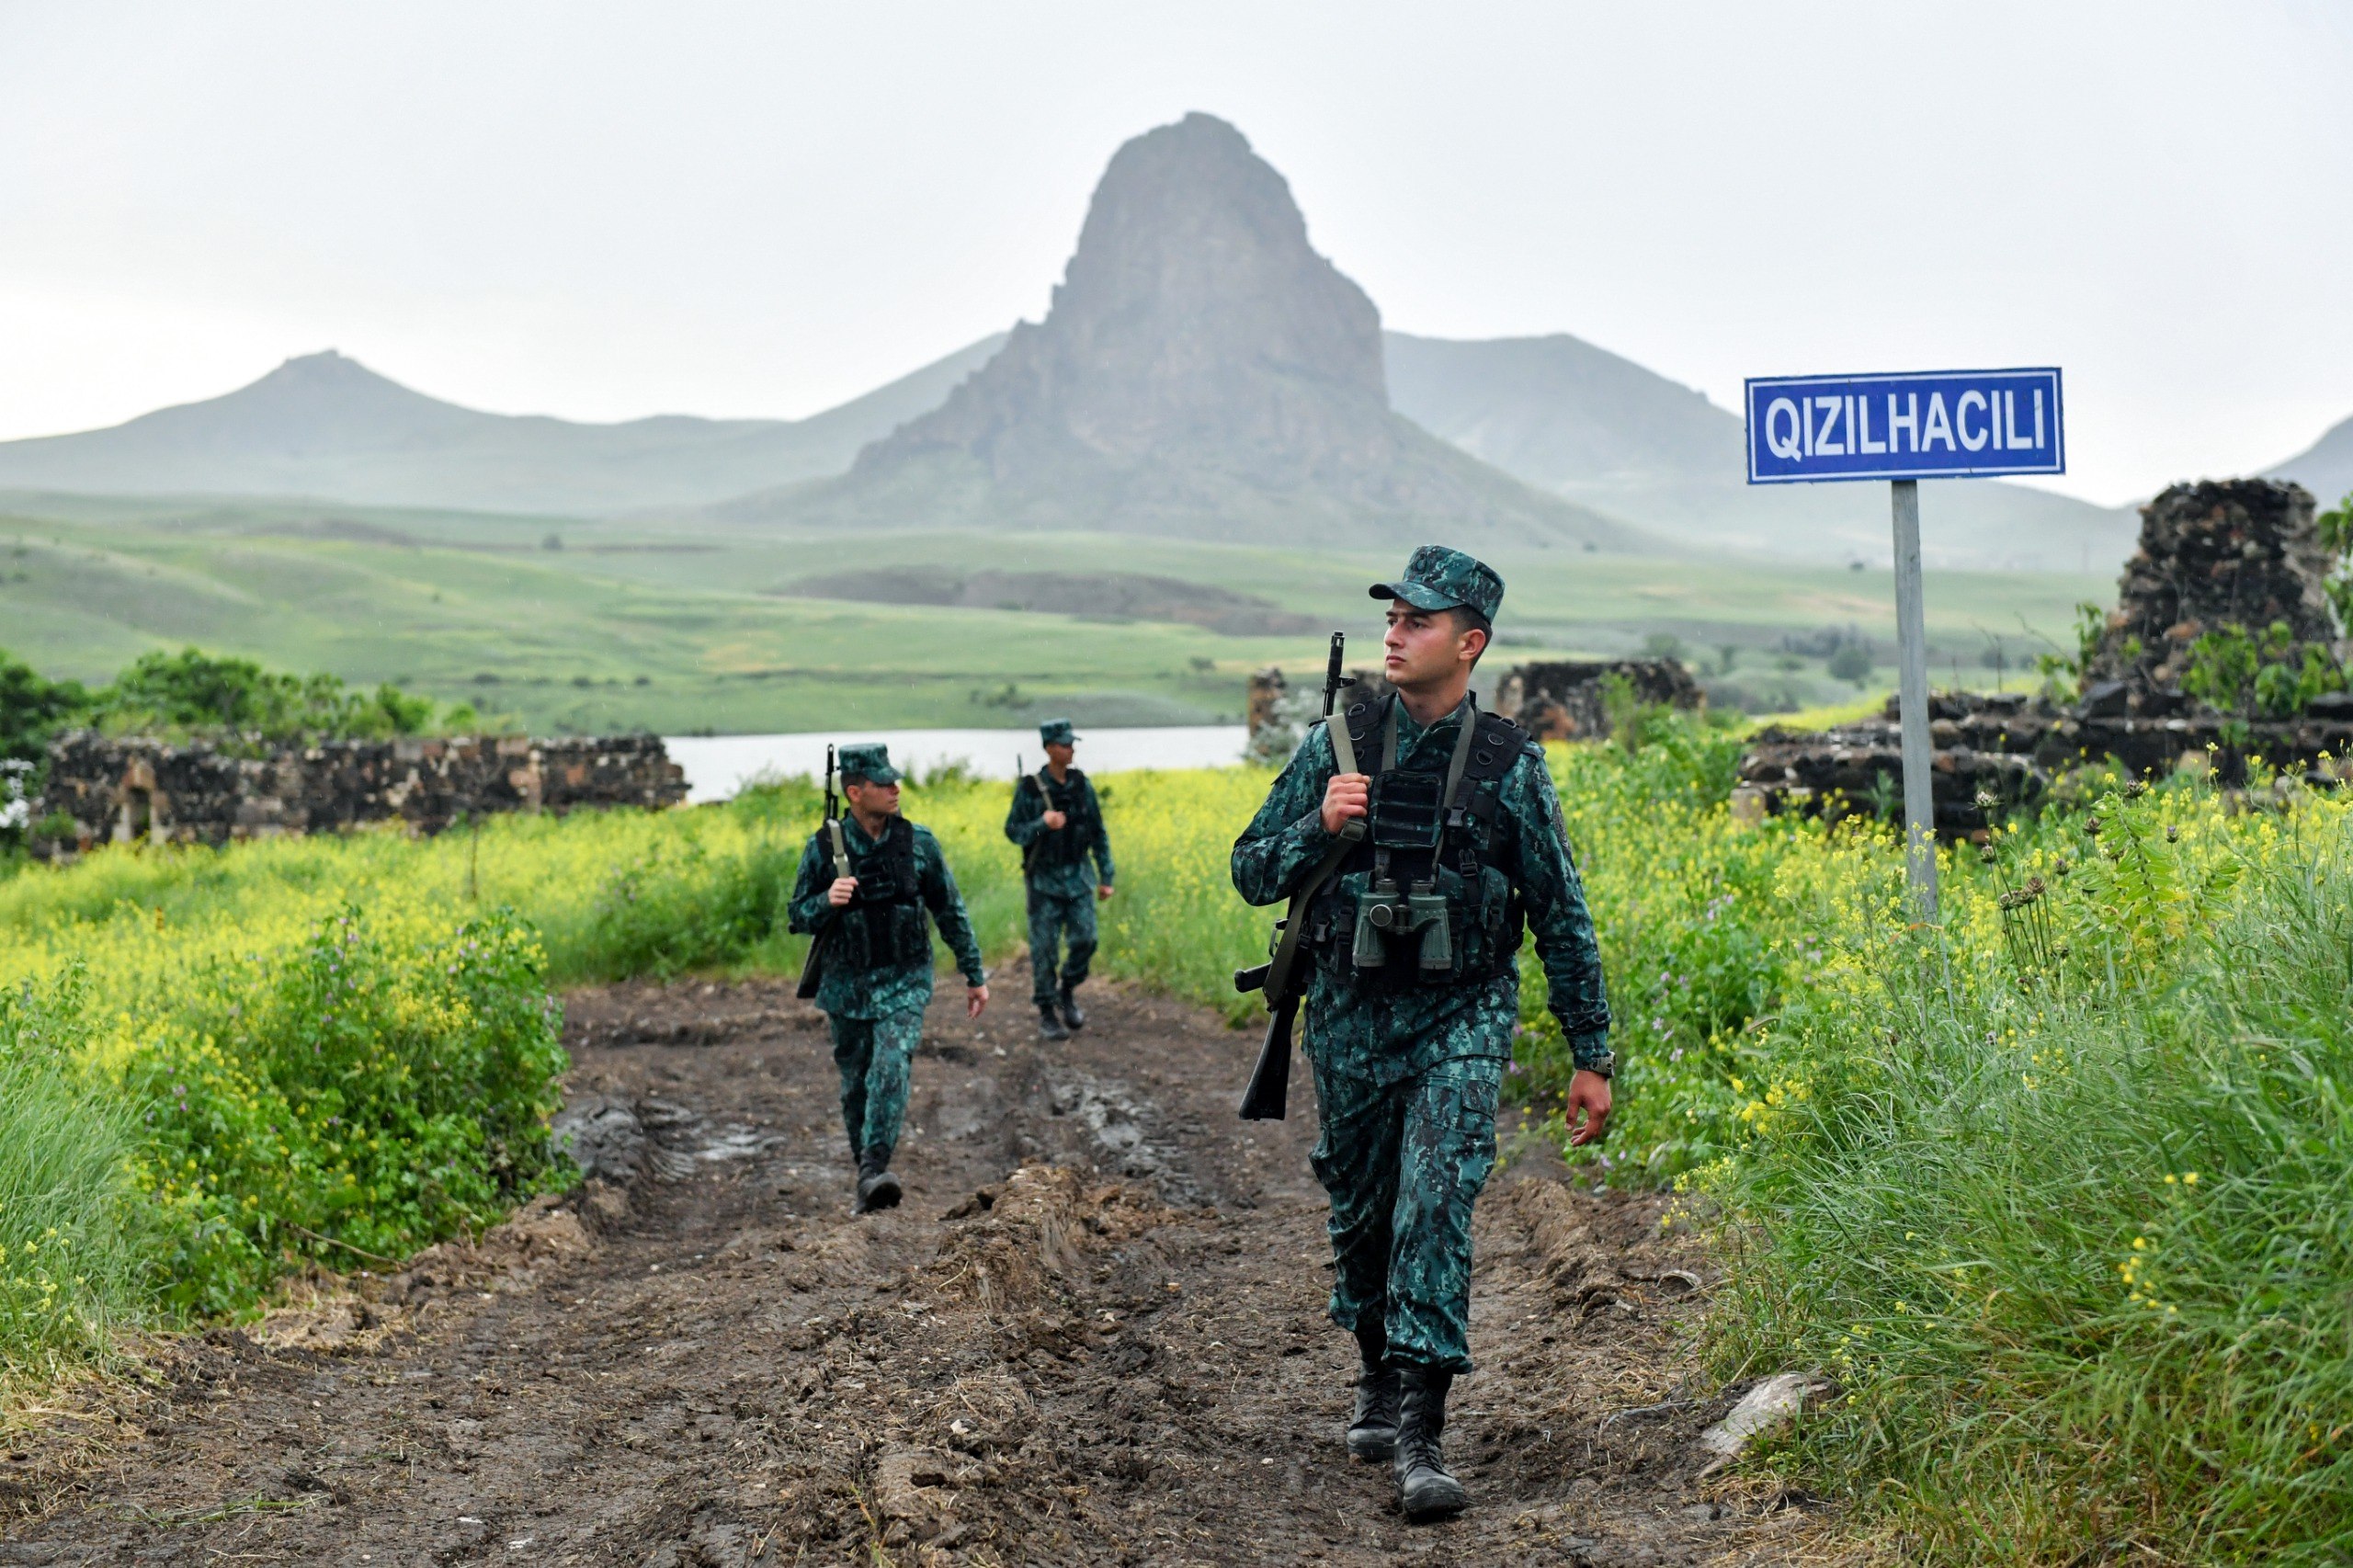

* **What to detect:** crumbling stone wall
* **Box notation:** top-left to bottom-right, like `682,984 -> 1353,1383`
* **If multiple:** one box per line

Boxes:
2087,479 -> 2342,701
1734,690 -> 2353,837
1243,666 -> 1394,766
1491,659 -> 1702,741
36,733 -> 686,858
1734,476 -> 2353,835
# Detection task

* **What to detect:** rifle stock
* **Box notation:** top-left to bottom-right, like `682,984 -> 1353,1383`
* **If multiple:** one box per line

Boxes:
792,922 -> 827,1000
1236,995 -> 1296,1121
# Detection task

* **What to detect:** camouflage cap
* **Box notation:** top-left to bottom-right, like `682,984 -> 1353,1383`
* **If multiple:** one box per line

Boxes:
1369,544 -> 1505,623
836,743 -> 902,785
1039,718 -> 1078,747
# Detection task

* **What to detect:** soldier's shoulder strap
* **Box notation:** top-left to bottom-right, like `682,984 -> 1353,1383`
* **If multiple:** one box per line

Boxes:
1340,695 -> 1388,754
1461,709 -> 1533,786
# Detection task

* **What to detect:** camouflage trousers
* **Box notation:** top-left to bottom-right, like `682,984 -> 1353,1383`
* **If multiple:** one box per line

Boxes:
1025,883 -> 1098,1006
827,1008 -> 924,1158
1307,1054 -> 1504,1372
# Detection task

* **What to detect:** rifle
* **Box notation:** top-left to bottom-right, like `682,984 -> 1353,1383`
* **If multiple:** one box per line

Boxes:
1016,753 -> 1057,876
1235,631 -> 1366,1119
795,744 -> 851,1000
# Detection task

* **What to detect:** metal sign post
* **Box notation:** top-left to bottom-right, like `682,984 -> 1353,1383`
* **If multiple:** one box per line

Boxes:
1889,478 -> 1936,916
1744,367 -> 2066,923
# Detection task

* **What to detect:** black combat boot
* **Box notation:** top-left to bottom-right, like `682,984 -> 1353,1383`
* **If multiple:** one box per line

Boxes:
1059,986 -> 1087,1031
1346,1320 -> 1401,1460
1039,1003 -> 1070,1042
853,1146 -> 901,1214
1392,1366 -> 1468,1520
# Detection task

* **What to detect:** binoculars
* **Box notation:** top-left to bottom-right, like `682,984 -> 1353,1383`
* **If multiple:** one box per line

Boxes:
1351,879 -> 1452,971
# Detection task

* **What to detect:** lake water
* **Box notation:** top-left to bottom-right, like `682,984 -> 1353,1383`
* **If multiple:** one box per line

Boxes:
664,725 -> 1251,803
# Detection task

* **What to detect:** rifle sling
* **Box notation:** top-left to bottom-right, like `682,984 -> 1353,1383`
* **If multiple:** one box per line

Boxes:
1264,818 -> 1359,1001
1328,704 -> 1360,778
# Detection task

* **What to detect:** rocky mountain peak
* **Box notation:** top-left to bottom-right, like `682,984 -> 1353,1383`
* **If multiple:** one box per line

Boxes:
799,113 -> 1631,549
865,112 -> 1385,476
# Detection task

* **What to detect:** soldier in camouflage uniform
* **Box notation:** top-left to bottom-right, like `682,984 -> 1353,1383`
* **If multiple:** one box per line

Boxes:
787,743 -> 990,1214
1231,546 -> 1615,1520
1004,718 -> 1115,1041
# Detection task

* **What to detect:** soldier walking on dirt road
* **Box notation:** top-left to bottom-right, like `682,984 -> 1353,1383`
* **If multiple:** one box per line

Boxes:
1005,717 -> 1115,1042
787,743 -> 989,1214
1231,545 -> 1616,1522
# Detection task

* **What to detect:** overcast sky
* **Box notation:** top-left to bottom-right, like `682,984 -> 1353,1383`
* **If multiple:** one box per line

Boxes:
3,2 -> 2347,504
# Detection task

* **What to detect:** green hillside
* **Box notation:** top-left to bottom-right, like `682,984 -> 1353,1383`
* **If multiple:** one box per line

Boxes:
0,491 -> 2111,733
0,339 -> 1006,517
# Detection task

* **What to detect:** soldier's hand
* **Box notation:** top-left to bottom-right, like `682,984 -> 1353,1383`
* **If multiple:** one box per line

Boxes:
1097,883 -> 1114,901
1321,773 -> 1371,836
1042,809 -> 1068,830
1565,1069 -> 1612,1146
826,876 -> 858,907
967,983 -> 990,1019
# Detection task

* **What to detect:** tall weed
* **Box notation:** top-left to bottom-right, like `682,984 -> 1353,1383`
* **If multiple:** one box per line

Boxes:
0,968 -> 148,1373
1711,782 -> 2353,1562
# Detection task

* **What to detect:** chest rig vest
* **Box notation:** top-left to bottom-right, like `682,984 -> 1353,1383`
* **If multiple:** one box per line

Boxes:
842,817 -> 932,969
1306,697 -> 1531,989
1023,767 -> 1097,873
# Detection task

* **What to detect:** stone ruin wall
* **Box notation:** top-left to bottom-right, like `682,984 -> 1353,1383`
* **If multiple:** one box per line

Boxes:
2086,478 -> 2347,703
35,733 -> 687,859
1735,479 -> 2353,838
1492,659 -> 1703,740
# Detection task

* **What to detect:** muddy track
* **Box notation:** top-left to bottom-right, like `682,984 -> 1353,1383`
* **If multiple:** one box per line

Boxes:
3,971 -> 1826,1565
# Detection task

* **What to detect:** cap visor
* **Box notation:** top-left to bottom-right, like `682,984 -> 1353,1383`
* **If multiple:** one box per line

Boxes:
1369,580 -> 1460,611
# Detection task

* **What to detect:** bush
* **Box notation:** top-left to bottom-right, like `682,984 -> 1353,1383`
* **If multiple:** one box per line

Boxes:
2182,620 -> 2347,720
96,647 -> 462,745
0,650 -> 89,770
1513,717 -> 1788,1177
126,905 -> 569,1313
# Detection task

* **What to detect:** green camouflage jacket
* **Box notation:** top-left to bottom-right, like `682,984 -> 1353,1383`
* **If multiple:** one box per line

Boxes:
1004,767 -> 1116,899
787,813 -> 987,1019
1230,698 -> 1612,1085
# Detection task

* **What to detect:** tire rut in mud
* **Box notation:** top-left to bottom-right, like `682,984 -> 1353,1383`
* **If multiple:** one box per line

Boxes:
4,972 -> 1829,1565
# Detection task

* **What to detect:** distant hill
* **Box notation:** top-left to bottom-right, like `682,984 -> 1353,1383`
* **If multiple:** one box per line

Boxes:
1384,332 -> 2141,573
714,114 -> 1652,554
2265,414 -> 2353,512
0,338 -> 1006,517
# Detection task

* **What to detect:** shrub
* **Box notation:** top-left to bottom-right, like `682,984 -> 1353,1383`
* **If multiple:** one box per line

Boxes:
126,905 -> 570,1314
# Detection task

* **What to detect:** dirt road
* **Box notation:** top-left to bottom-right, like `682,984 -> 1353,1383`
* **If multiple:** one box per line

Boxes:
4,971 -> 1821,1565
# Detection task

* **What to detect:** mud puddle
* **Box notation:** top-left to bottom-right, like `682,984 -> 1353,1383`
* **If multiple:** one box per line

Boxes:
2,971 -> 1829,1565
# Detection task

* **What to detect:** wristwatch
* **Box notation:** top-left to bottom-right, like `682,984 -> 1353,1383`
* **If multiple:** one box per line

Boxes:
1577,1051 -> 1616,1081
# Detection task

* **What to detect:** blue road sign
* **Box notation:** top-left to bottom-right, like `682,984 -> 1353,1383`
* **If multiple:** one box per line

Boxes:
1745,368 -> 2063,484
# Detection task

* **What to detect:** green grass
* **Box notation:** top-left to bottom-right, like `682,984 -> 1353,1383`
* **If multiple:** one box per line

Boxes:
0,493 -> 2110,733
0,969 -> 150,1376
1660,768 -> 2353,1563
